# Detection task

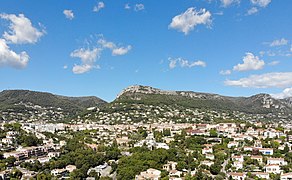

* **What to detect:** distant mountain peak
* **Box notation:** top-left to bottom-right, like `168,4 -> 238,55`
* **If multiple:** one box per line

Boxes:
116,85 -> 177,99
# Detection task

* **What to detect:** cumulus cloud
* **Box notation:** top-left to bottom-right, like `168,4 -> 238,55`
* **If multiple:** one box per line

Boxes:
220,70 -> 232,75
98,38 -> 131,56
272,88 -> 292,99
250,0 -> 271,7
93,2 -> 105,12
246,7 -> 259,15
233,52 -> 265,71
225,72 -> 292,88
269,38 -> 288,47
169,57 -> 206,69
221,0 -> 240,7
70,35 -> 131,74
134,4 -> 145,11
112,46 -> 132,56
0,13 -> 44,44
70,48 -> 101,74
0,39 -> 29,68
169,8 -> 212,35
63,10 -> 74,20
0,13 -> 44,69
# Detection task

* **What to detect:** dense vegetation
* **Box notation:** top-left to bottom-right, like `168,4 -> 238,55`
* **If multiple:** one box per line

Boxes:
116,92 -> 282,114
0,90 -> 106,116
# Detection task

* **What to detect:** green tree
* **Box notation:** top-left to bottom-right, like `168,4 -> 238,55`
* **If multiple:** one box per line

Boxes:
6,156 -> 16,167
210,129 -> 218,137
177,161 -> 187,171
210,163 -> 222,175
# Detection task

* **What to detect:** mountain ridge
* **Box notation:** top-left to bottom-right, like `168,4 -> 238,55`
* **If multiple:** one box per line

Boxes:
115,85 -> 292,114
0,89 -> 107,115
1,86 -> 292,123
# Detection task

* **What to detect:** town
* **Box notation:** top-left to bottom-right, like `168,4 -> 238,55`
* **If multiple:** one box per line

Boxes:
0,119 -> 291,180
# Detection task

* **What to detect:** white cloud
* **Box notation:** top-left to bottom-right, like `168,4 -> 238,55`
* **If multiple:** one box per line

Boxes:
251,0 -> 271,7
169,59 -> 177,69
98,39 -> 116,49
272,88 -> 292,99
70,48 -> 101,74
290,45 -> 292,52
169,57 -> 206,69
63,65 -> 68,69
214,11 -> 224,16
225,72 -> 292,88
0,39 -> 29,68
98,38 -> 131,56
63,10 -> 74,20
246,7 -> 259,15
112,46 -> 132,56
70,36 -> 131,74
93,2 -> 105,12
268,61 -> 279,66
134,4 -> 145,11
233,52 -> 265,71
220,70 -> 232,75
73,64 -> 96,74
269,38 -> 288,47
221,0 -> 240,7
169,8 -> 212,35
0,13 -> 44,44
125,3 -> 131,9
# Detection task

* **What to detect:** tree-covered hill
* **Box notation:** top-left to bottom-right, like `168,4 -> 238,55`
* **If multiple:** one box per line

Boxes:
0,90 -> 107,116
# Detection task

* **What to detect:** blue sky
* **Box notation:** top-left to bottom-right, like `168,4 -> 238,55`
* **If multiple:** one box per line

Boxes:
0,0 -> 292,101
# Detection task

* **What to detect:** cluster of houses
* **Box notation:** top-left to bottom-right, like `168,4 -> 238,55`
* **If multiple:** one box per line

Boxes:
134,133 -> 169,150
74,102 -> 283,125
0,102 -> 66,122
131,122 -> 292,180
0,120 -> 292,179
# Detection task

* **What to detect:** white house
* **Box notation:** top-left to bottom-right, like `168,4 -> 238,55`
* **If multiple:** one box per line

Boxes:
265,164 -> 281,174
232,155 -> 244,162
267,158 -> 287,166
233,161 -> 243,170
228,172 -> 246,180
136,168 -> 161,180
205,154 -> 215,160
281,172 -> 292,180
259,148 -> 273,155
228,141 -> 239,148
169,170 -> 182,177
252,172 -> 269,179
201,160 -> 214,167
202,147 -> 213,155
51,169 -> 67,177
243,146 -> 253,151
1,138 -> 13,145
163,161 -> 177,172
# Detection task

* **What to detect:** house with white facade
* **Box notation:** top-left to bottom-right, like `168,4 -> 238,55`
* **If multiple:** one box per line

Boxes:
252,172 -> 269,179
281,172 -> 292,180
228,172 -> 246,180
267,158 -> 287,166
259,148 -> 273,155
135,168 -> 161,180
265,164 -> 281,174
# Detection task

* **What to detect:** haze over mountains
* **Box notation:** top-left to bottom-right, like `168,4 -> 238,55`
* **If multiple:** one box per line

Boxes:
0,85 -> 292,122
